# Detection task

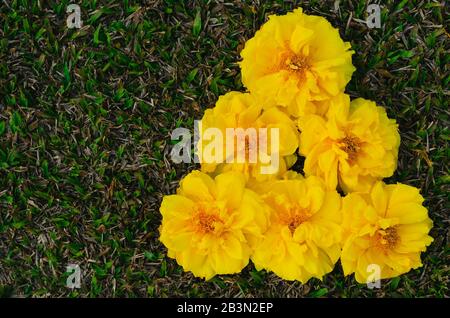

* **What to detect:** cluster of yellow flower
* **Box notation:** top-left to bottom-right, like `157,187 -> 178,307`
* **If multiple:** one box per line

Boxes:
159,8 -> 433,284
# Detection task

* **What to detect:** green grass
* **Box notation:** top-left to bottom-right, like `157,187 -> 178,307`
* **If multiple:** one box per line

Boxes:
0,0 -> 448,297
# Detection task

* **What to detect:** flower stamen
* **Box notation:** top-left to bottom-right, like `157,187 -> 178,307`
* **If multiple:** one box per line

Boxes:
339,135 -> 362,164
286,55 -> 310,72
283,206 -> 311,235
194,209 -> 222,234
376,227 -> 399,250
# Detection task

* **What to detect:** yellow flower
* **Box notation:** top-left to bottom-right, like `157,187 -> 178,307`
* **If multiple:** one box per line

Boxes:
198,91 -> 299,181
251,176 -> 342,283
159,170 -> 269,279
341,182 -> 433,283
299,95 -> 400,193
239,8 -> 355,117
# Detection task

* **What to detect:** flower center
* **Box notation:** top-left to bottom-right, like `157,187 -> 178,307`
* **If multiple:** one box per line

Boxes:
338,135 -> 362,164
194,209 -> 222,234
286,55 -> 310,73
283,54 -> 311,84
283,206 -> 312,235
376,227 -> 399,250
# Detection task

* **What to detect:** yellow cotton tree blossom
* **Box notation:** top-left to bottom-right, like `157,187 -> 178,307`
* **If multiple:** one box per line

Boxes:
198,91 -> 299,181
341,182 -> 433,283
159,170 -> 269,279
251,176 -> 342,283
299,95 -> 400,193
239,8 -> 355,117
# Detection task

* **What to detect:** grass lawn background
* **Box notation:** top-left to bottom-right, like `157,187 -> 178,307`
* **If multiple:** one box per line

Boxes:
0,0 -> 448,297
